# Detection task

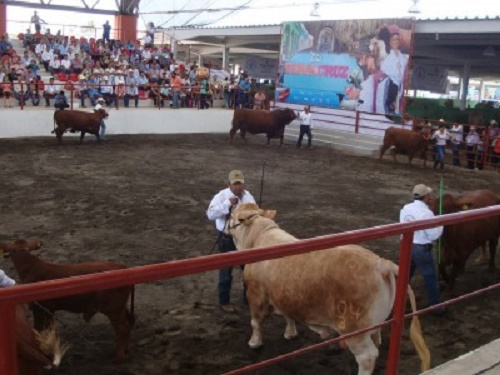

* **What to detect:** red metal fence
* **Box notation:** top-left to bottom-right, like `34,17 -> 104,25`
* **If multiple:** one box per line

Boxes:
1,206 -> 500,374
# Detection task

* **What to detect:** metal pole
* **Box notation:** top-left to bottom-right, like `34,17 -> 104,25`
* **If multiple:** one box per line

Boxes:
70,83 -> 74,110
386,231 -> 414,375
0,303 -> 18,375
258,160 -> 267,207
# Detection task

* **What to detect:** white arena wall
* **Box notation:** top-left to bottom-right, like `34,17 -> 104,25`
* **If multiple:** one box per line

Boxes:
0,108 -> 234,139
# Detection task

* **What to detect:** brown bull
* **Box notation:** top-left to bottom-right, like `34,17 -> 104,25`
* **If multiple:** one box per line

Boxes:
1,240 -> 134,362
229,108 -> 297,146
52,109 -> 108,144
431,189 -> 500,287
379,127 -> 431,167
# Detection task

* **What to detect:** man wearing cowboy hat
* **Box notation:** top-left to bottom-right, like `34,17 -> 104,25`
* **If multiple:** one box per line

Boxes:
94,97 -> 108,140
400,184 -> 445,315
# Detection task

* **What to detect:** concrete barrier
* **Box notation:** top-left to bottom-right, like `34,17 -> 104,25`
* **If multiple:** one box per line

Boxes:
0,108 -> 233,138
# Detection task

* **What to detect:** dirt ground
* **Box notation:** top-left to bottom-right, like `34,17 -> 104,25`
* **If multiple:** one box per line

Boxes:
1,133 -> 499,375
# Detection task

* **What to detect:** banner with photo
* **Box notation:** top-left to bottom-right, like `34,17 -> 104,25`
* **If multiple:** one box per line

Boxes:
276,19 -> 415,115
411,64 -> 449,94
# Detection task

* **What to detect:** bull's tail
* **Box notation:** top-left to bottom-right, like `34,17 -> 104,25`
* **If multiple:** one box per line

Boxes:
407,285 -> 431,372
381,260 -> 431,372
51,116 -> 56,134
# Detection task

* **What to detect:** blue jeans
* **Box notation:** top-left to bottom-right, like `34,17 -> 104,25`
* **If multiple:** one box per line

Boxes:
172,91 -> 180,108
99,120 -> 106,140
435,145 -> 445,162
124,94 -> 138,108
410,244 -> 441,307
217,232 -> 245,305
452,143 -> 461,166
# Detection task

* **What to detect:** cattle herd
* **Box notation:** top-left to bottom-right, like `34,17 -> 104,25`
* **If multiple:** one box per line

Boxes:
2,108 -> 500,375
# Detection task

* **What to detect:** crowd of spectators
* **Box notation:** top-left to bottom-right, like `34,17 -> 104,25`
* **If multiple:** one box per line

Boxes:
0,25 -> 273,110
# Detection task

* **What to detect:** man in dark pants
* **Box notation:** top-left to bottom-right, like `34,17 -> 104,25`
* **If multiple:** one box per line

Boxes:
207,170 -> 256,313
296,105 -> 313,149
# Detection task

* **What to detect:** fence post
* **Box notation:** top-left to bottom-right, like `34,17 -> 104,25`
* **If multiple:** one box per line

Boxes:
0,303 -> 18,375
386,231 -> 414,375
70,84 -> 74,110
20,82 -> 25,110
354,110 -> 360,134
483,131 -> 490,169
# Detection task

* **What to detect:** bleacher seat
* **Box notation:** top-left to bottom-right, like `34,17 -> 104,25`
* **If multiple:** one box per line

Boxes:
69,73 -> 79,82
57,72 -> 68,81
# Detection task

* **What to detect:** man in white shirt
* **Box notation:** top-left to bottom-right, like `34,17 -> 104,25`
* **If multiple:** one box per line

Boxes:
94,98 -> 108,140
400,184 -> 444,315
296,105 -> 313,149
44,77 -> 57,107
206,170 -> 256,313
450,122 -> 463,167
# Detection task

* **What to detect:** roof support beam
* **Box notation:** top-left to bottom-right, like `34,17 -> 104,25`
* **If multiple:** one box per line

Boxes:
5,0 -> 118,16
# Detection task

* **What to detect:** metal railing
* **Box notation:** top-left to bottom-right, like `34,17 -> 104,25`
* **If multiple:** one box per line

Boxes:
1,206 -> 500,374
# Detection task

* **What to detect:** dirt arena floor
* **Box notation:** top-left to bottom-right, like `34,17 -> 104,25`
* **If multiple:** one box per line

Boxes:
1,133 -> 499,375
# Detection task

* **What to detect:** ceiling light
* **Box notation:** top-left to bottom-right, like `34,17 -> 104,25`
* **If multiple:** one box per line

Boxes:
483,46 -> 496,57
408,0 -> 420,14
310,2 -> 320,17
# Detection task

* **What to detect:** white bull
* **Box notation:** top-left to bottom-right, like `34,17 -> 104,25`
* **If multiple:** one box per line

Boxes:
229,203 -> 430,375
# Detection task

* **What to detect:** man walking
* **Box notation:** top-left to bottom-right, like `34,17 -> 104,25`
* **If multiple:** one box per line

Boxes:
400,184 -> 445,315
94,97 -> 108,140
206,170 -> 256,313
296,105 -> 313,149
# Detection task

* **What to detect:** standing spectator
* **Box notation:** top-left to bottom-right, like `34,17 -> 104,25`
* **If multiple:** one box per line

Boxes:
450,122 -> 463,167
296,105 -> 313,149
1,75 -> 13,108
432,124 -> 451,169
30,11 -> 46,33
253,89 -> 266,110
206,170 -> 256,313
400,184 -> 445,315
465,126 -> 481,170
124,69 -> 138,108
170,72 -> 182,109
103,21 -> 111,43
199,76 -> 210,109
43,77 -> 57,107
54,90 -> 69,110
222,77 -> 231,108
147,22 -> 156,46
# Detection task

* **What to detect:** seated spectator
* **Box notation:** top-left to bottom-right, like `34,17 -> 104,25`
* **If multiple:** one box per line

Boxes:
86,73 -> 99,106
76,74 -> 89,107
13,79 -> 31,106
2,75 -> 13,107
99,75 -> 114,106
124,69 -> 139,108
72,53 -> 83,74
44,76 -> 57,107
7,67 -> 18,82
54,90 -> 69,110
20,50 -> 31,67
23,29 -> 33,48
114,70 -> 126,101
60,54 -> 71,74
25,78 -> 40,106
49,56 -> 61,76
40,45 -> 53,72
28,59 -> 40,76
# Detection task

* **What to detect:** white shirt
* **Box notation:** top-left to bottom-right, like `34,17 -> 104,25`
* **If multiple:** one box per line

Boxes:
60,59 -> 71,69
299,111 -> 313,128
466,132 -> 480,146
432,130 -> 450,146
450,125 -> 463,144
41,50 -> 53,62
0,269 -> 15,287
381,49 -> 408,87
94,103 -> 103,111
400,200 -> 443,245
207,187 -> 256,232
45,83 -> 57,94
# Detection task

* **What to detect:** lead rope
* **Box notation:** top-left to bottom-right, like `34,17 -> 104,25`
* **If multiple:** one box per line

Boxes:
208,205 -> 234,255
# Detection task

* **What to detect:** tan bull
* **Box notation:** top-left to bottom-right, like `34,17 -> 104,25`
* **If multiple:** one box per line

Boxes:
229,203 -> 430,375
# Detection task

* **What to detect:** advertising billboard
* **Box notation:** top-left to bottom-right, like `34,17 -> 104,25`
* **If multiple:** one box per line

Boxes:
277,19 -> 414,115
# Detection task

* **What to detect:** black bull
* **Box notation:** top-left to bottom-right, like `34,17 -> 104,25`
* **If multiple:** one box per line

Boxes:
52,109 -> 108,144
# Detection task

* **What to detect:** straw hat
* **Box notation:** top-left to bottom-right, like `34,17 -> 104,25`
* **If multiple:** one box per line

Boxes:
103,75 -> 109,80
78,74 -> 86,80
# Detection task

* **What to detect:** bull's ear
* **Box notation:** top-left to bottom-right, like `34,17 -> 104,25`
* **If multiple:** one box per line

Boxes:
258,209 -> 276,220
